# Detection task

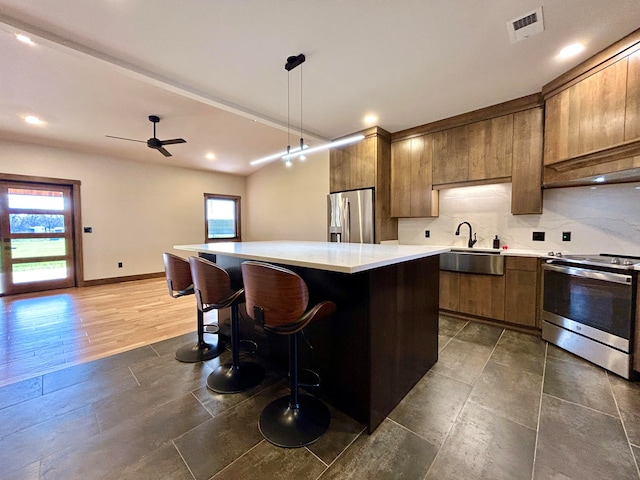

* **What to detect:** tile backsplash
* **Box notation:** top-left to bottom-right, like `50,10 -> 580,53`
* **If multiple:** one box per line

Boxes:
398,182 -> 640,255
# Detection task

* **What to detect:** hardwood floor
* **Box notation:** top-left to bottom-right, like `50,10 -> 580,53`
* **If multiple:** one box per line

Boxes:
0,278 -> 200,387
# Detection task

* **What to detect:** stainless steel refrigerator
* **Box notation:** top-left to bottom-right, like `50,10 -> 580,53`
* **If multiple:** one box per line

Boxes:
327,187 -> 375,243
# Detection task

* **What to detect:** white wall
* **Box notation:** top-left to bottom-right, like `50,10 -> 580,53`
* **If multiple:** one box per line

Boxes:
0,139 -> 246,280
399,182 -> 640,255
245,150 -> 329,241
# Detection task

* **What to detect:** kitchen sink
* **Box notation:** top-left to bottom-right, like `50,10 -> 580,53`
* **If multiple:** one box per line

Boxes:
440,249 -> 504,275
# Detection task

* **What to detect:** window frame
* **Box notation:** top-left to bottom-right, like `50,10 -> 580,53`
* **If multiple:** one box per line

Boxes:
204,193 -> 242,243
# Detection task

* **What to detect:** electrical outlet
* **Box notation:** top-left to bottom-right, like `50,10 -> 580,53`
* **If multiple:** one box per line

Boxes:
83,226 -> 92,233
118,262 -> 123,268
532,231 -> 545,241
424,230 -> 430,238
562,231 -> 572,241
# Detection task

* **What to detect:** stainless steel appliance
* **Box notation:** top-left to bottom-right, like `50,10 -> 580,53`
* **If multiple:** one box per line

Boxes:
541,253 -> 639,378
327,188 -> 374,243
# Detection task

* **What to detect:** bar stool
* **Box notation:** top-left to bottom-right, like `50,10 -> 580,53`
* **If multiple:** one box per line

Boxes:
189,256 -> 265,393
241,260 -> 336,448
163,253 -> 224,363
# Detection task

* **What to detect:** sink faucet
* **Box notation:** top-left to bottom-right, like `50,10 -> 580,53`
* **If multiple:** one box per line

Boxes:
455,221 -> 477,248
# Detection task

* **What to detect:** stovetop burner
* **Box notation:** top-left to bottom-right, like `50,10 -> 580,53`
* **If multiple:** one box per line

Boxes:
548,253 -> 640,270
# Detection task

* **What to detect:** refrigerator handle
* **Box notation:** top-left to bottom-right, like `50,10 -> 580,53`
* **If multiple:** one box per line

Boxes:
343,198 -> 350,243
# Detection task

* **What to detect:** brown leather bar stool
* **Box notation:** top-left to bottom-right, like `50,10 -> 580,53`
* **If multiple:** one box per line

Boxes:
163,252 -> 224,363
241,260 -> 336,448
189,256 -> 265,393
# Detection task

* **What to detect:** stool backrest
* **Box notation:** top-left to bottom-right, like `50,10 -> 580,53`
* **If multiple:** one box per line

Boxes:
189,256 -> 232,306
163,253 -> 193,296
241,261 -> 309,327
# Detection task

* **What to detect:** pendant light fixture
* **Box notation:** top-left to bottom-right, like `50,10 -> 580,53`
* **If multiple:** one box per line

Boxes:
251,54 -> 364,167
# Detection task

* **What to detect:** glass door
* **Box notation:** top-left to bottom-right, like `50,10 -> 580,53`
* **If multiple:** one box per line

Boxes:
0,182 -> 76,295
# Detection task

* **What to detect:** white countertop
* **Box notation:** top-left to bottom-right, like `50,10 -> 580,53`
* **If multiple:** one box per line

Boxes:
174,241 -> 449,274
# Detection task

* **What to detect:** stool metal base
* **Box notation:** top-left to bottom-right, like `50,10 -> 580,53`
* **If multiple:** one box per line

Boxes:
259,394 -> 330,448
175,339 -> 224,363
207,362 -> 265,394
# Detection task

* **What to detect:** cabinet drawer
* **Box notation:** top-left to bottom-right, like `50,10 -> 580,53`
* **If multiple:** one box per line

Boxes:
506,256 -> 538,272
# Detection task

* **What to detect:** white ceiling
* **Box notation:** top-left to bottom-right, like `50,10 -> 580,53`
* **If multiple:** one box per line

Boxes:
1,1 -> 639,176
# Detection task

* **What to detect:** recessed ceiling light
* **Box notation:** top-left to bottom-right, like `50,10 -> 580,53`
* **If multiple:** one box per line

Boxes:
15,34 -> 35,45
594,176 -> 605,183
557,43 -> 584,59
206,153 -> 216,160
24,115 -> 43,125
363,114 -> 378,125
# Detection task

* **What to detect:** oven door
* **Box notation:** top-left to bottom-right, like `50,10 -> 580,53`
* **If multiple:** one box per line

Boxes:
541,263 -> 633,352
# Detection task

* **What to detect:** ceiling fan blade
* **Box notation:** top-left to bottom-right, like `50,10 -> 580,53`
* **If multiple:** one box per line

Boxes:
157,147 -> 172,157
105,135 -> 147,143
160,138 -> 186,145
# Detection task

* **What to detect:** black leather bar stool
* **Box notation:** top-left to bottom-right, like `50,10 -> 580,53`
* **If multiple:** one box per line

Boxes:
241,260 -> 336,448
163,252 -> 224,363
189,256 -> 265,393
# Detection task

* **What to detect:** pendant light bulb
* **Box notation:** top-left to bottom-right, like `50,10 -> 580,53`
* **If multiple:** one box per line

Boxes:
285,157 -> 292,167
299,138 -> 306,161
285,145 -> 293,167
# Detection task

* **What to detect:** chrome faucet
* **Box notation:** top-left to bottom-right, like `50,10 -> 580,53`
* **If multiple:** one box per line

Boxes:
455,221 -> 477,248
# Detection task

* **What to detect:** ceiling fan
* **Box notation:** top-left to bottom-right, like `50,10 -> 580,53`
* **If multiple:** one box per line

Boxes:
106,115 -> 186,157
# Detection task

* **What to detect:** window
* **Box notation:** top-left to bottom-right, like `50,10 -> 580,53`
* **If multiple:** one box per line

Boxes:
204,193 -> 241,242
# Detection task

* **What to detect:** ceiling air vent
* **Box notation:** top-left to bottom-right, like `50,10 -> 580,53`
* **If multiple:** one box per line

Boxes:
507,7 -> 544,43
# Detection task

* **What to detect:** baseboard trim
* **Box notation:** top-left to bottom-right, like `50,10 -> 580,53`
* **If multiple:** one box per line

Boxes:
82,271 -> 165,287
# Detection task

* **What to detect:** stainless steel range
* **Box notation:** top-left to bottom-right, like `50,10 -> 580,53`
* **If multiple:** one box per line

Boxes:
541,253 -> 639,378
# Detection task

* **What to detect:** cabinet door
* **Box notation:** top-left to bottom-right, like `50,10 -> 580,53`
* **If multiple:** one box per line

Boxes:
512,108 -> 543,214
458,274 -> 505,320
390,139 -> 412,217
439,271 -> 460,312
432,125 -> 469,185
544,59 -> 628,164
468,115 -> 513,181
504,257 -> 539,328
329,148 -> 350,193
390,136 -> 437,217
625,50 -> 640,141
349,137 -> 376,190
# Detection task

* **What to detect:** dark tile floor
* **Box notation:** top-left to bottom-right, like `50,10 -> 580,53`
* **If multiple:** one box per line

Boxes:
1,316 -> 640,479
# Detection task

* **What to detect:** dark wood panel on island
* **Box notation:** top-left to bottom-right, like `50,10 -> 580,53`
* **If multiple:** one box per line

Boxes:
212,253 -> 440,433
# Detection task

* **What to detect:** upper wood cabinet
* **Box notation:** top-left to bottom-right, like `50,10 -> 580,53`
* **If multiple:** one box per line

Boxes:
431,115 -> 514,185
512,107 -> 543,214
544,58 -> 628,166
542,30 -> 640,184
329,127 -> 397,242
432,125 -> 469,185
468,115 -> 513,181
390,135 -> 438,217
330,135 -> 376,192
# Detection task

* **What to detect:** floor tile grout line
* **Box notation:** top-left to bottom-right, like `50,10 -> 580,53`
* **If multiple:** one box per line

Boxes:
542,391 -> 622,419
209,439 -> 266,479
531,341 -> 548,480
313,425 -> 367,477
386,416 -> 443,445
605,371 -> 640,479
128,365 -> 141,386
304,444 -> 329,469
465,398 -> 538,433
472,327 -> 505,387
171,438 -> 198,480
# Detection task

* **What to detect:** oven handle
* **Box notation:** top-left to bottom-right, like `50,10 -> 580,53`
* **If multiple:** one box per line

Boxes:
542,263 -> 632,285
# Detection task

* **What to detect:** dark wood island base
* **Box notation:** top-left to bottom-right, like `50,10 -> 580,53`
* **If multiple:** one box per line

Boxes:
213,253 -> 440,434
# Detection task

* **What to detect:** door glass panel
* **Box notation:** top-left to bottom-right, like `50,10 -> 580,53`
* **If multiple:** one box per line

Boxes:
11,238 -> 66,259
12,261 -> 67,283
8,188 -> 64,210
9,214 -> 65,234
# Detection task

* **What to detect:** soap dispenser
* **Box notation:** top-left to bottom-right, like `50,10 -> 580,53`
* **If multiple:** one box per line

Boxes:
493,235 -> 500,249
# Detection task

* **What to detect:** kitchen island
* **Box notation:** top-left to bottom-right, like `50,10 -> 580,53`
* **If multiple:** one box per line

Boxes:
174,241 -> 448,433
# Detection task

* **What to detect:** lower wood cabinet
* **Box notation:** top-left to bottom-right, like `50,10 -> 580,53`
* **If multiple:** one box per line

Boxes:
458,273 -> 505,321
439,271 -> 460,312
439,255 -> 540,330
504,257 -> 539,328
